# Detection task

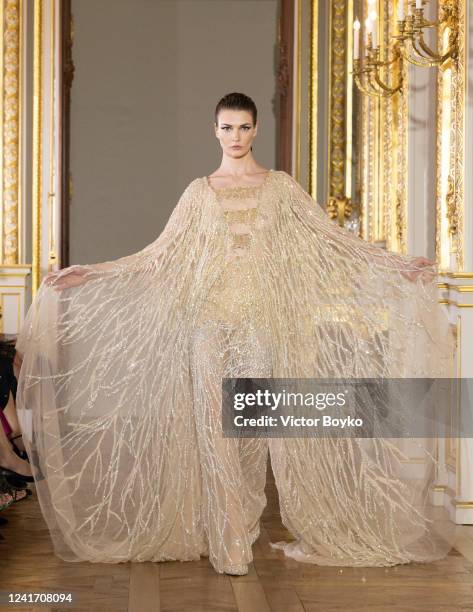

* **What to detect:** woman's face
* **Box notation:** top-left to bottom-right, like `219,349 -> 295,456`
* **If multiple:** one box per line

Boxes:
214,109 -> 257,158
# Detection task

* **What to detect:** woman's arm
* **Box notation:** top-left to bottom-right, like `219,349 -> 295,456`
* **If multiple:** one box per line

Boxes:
283,171 -> 436,284
45,179 -> 201,291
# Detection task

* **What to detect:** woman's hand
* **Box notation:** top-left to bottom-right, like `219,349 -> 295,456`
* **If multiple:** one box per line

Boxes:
400,256 -> 437,283
43,265 -> 93,291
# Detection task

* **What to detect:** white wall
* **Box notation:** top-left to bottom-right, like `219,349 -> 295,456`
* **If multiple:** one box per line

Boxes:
70,0 -> 278,264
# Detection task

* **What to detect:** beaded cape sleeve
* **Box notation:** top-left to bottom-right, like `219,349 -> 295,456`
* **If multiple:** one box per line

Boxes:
14,170 -> 456,567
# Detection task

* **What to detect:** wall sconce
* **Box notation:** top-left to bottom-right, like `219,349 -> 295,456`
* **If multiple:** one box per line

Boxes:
352,2 -> 403,99
393,0 -> 458,68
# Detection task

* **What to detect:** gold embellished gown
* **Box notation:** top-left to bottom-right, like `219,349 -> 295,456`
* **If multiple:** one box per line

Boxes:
15,170 -> 456,574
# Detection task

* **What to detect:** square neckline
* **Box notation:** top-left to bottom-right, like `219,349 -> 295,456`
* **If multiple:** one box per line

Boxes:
204,169 -> 273,195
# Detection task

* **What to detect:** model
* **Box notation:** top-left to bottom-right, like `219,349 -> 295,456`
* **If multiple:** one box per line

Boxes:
14,93 -> 455,576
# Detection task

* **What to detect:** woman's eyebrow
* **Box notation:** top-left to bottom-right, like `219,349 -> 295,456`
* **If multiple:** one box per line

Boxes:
221,123 -> 252,127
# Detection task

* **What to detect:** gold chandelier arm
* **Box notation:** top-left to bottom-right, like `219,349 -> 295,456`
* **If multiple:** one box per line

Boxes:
354,71 -> 378,97
400,39 -> 436,67
373,70 -> 402,95
412,36 -> 442,63
368,72 -> 396,98
382,55 -> 400,68
417,30 -> 456,64
353,59 -> 384,98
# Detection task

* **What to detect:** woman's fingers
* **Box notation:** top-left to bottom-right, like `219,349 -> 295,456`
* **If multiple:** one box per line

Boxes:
51,273 -> 87,291
399,256 -> 437,283
44,266 -> 89,290
44,272 -> 57,282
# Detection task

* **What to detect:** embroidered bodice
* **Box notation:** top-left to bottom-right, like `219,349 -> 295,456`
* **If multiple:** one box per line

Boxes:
197,180 -> 267,328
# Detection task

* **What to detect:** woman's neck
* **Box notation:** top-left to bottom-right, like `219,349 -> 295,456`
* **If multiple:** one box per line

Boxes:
213,153 -> 267,178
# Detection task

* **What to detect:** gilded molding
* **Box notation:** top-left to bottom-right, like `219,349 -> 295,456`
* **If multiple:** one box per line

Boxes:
294,0 -> 302,182
455,0 -> 465,269
2,0 -> 21,264
436,0 -> 465,271
356,0 -> 407,250
328,0 -> 347,200
308,0 -> 318,197
48,0 -> 57,268
32,0 -> 43,295
398,60 -> 408,253
435,52 -> 444,265
446,174 -> 458,236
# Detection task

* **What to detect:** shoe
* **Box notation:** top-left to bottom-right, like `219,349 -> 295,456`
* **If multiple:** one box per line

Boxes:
222,563 -> 249,576
2,472 -> 27,490
0,465 -> 34,484
9,434 -> 29,462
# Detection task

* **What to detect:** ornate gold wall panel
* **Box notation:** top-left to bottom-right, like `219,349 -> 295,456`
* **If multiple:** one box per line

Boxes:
308,0 -> 317,195
1,0 -> 22,264
382,0 -> 407,253
328,0 -> 348,201
358,0 -> 407,249
436,0 -> 465,271
32,0 -> 43,295
318,0 -> 407,246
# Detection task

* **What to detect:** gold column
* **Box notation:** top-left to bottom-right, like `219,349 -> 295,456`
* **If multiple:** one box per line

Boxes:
345,0 -> 353,203
357,0 -> 407,249
308,0 -> 318,197
48,0 -> 57,269
436,0 -> 465,271
294,0 -> 301,182
32,0 -> 43,295
1,0 -> 22,264
328,0 -> 348,202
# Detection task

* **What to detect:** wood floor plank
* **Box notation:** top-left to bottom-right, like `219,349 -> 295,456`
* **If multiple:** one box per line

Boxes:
231,581 -> 271,612
128,562 -> 160,612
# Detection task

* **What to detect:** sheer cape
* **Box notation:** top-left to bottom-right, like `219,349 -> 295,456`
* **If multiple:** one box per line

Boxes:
15,169 -> 456,568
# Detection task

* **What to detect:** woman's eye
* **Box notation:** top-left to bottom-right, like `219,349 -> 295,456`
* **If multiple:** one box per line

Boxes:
242,126 -> 250,131
222,126 -> 231,131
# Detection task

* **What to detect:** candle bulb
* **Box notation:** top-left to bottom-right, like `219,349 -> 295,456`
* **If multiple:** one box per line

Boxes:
370,10 -> 378,48
365,17 -> 372,46
354,19 -> 360,60
398,0 -> 405,20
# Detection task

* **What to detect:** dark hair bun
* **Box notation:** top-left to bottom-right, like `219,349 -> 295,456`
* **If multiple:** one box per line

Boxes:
215,93 -> 257,126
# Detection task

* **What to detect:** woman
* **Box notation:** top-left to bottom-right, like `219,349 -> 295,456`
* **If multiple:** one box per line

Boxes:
15,93 -> 455,576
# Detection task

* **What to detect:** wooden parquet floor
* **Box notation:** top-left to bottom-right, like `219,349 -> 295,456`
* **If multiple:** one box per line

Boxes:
1,461 -> 473,612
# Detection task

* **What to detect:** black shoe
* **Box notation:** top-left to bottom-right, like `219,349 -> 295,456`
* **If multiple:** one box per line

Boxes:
9,434 -> 29,462
2,472 -> 27,490
0,466 -> 34,484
